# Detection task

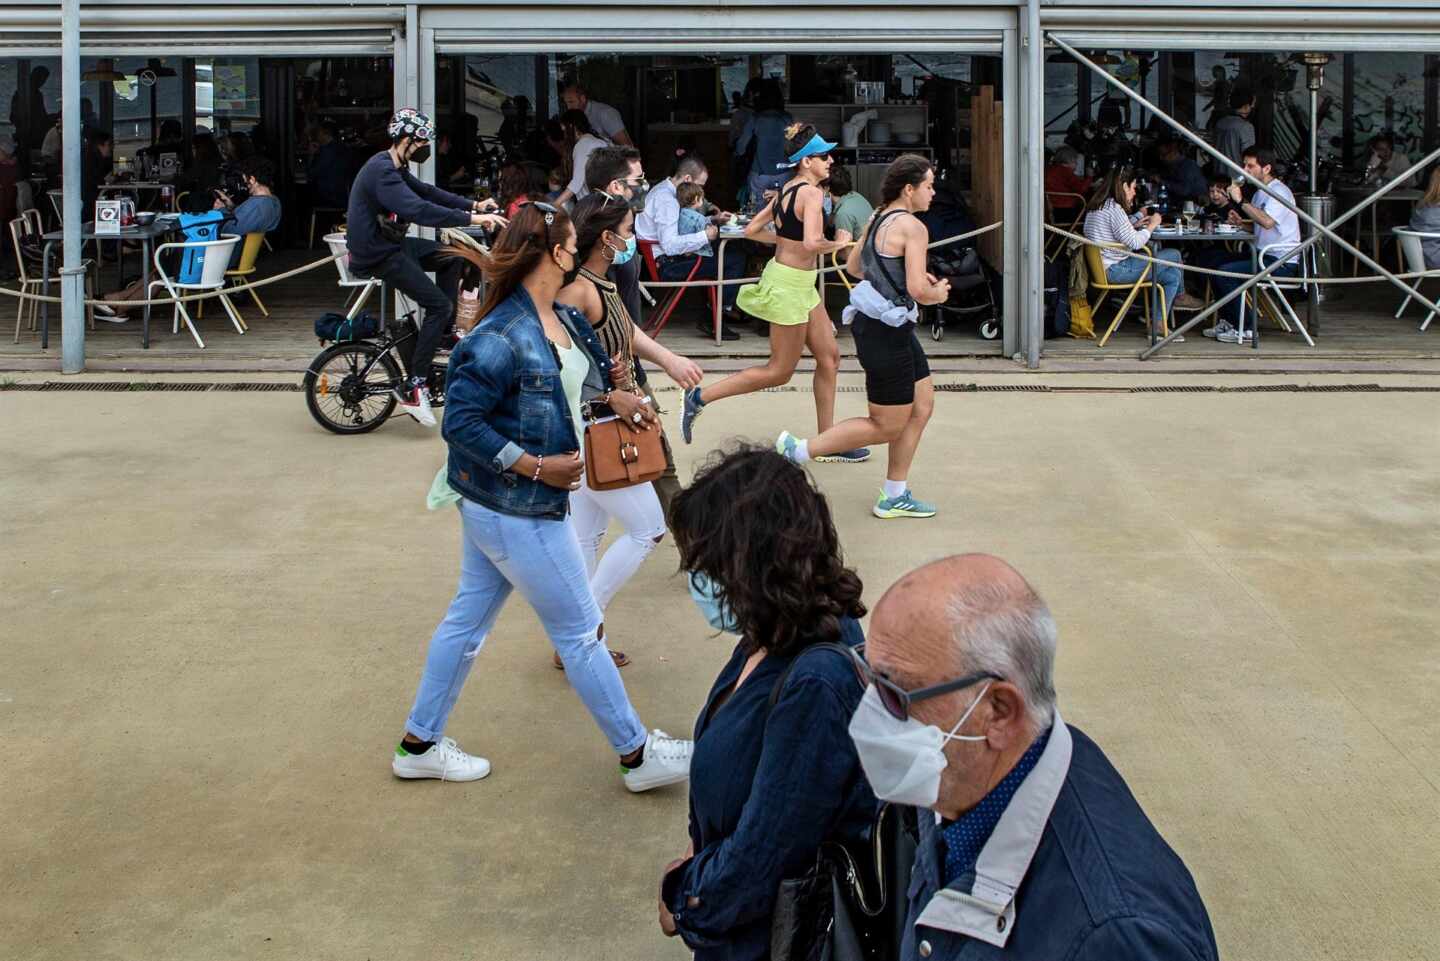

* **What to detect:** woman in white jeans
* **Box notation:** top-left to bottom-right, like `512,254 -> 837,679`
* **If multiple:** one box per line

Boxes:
555,193 -> 704,670
1083,167 -> 1203,333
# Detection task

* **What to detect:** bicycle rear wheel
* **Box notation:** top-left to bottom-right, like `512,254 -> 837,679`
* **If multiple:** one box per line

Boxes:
303,341 -> 401,434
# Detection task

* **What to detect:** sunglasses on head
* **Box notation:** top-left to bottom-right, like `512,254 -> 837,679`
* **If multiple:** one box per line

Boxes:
842,643 -> 1002,722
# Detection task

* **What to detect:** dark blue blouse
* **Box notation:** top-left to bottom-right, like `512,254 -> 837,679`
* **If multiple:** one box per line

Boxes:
663,618 -> 879,960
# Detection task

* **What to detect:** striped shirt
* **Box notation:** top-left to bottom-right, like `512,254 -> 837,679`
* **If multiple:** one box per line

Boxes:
1083,199 -> 1151,267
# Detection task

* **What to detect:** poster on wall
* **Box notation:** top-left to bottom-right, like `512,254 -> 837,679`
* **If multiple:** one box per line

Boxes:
214,65 -> 248,111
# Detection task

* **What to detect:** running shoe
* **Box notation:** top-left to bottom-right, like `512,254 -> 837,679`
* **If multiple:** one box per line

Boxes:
622,730 -> 694,793
775,430 -> 802,463
681,387 -> 705,445
872,489 -> 937,520
395,379 -> 437,427
1216,327 -> 1253,344
392,737 -> 491,782
1202,321 -> 1236,339
814,448 -> 871,464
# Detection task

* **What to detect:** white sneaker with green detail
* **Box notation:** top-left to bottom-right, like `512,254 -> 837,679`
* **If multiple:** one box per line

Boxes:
622,729 -> 694,793
391,737 -> 492,782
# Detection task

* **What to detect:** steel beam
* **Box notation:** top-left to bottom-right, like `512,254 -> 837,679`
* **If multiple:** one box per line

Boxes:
61,0 -> 84,373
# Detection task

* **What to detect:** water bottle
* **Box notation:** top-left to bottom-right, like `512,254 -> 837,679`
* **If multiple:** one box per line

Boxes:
1156,183 -> 1170,217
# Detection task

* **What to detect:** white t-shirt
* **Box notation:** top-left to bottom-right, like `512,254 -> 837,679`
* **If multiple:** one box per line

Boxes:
584,100 -> 627,143
1253,178 -> 1300,261
568,133 -> 609,199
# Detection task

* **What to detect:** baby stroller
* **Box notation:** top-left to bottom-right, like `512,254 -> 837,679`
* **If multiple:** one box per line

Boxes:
926,245 -> 999,342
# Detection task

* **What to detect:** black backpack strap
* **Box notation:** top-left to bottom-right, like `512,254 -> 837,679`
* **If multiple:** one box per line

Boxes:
767,640 -> 863,714
866,209 -> 915,308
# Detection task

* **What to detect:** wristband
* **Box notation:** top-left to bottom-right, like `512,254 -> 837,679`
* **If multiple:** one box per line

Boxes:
532,455 -> 543,483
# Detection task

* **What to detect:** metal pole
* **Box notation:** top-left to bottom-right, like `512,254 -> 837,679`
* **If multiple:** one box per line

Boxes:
1023,0 -> 1044,367
1001,26 -> 1020,359
61,0 -> 84,373
1310,87 -> 1318,190
1049,36 -> 1440,329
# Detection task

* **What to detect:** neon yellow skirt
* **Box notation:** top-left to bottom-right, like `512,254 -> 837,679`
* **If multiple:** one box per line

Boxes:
736,260 -> 820,326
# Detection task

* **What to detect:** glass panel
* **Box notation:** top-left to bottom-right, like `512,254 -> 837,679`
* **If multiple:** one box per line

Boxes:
1351,52 -> 1427,174
111,57 -> 182,172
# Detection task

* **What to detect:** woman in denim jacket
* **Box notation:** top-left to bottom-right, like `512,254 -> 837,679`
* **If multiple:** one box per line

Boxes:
658,445 -> 879,958
391,202 -> 693,793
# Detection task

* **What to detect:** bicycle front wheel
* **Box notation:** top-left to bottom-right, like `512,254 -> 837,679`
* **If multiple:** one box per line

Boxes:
303,341 -> 402,434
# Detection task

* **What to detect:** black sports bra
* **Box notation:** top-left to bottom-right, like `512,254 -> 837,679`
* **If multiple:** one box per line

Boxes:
772,182 -> 807,242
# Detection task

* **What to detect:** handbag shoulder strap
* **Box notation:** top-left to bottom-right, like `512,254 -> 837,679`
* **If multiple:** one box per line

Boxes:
767,640 -> 862,714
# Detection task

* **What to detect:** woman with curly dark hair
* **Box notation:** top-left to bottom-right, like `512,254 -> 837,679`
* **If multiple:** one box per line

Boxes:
656,445 -> 879,959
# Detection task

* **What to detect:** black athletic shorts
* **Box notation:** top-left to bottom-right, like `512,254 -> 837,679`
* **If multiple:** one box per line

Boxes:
850,313 -> 931,406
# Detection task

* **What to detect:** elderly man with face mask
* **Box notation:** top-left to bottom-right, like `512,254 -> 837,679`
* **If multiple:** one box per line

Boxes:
849,555 -> 1218,961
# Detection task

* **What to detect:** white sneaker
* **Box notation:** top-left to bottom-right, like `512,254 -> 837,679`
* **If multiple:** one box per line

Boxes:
395,382 -> 437,427
1202,321 -> 1234,340
392,736 -> 491,782
622,729 -> 693,793
1216,327 -> 1253,344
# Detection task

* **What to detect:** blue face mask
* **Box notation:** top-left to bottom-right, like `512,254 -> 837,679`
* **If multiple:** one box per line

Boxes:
611,234 -> 637,267
688,572 -> 740,635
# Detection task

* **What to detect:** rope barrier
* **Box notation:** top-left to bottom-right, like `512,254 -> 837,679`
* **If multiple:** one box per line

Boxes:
1044,223 -> 1440,284
0,251 -> 346,306
636,222 -> 1004,289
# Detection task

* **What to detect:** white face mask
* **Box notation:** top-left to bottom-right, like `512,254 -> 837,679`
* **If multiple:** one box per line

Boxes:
848,681 -> 992,809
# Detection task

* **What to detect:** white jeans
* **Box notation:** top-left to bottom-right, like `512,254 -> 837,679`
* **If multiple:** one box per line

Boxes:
570,475 -> 667,616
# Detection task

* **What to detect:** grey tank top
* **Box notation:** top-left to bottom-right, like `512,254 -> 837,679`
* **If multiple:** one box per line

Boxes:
861,210 -> 911,305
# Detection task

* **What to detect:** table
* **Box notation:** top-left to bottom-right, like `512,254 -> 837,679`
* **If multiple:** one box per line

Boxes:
40,220 -> 177,350
1150,226 -> 1265,350
712,226 -> 750,344
1336,187 -> 1422,272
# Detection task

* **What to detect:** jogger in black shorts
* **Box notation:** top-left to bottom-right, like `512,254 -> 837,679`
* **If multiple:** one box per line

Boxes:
775,155 -> 952,519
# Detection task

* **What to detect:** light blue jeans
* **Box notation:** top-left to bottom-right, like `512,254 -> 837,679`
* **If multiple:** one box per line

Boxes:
1107,248 -> 1182,322
405,498 -> 648,756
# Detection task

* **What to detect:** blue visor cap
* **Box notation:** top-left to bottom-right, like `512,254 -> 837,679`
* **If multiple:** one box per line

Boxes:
786,133 -> 839,166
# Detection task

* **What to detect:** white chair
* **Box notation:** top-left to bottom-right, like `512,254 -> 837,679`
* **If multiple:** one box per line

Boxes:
325,232 -> 383,321
1249,243 -> 1316,347
147,236 -> 243,348
1392,226 -> 1440,332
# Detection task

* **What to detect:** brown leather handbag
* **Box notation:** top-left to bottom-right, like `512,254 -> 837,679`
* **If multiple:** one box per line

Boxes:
583,406 -> 666,491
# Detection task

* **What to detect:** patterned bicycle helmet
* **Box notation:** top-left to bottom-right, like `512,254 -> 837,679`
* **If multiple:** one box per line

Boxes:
387,107 -> 435,144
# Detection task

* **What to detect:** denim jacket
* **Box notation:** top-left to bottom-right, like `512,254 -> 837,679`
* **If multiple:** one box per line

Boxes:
901,720 -> 1218,961
442,285 -> 614,520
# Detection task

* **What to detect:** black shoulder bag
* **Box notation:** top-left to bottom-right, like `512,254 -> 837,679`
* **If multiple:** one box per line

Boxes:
767,642 -> 918,961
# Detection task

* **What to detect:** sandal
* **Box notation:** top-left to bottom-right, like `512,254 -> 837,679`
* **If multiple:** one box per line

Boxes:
553,649 -> 631,670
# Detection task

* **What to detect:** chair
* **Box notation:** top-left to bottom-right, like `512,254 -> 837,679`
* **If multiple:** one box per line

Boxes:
221,232 -> 270,322
636,237 -> 715,337
309,207 -> 346,248
1085,242 -> 1161,348
325,231 -> 383,321
1250,243 -> 1316,347
1044,192 -> 1087,262
173,191 -> 189,214
147,236 -> 243,348
829,249 -> 854,292
1392,226 -> 1440,332
10,216 -> 96,342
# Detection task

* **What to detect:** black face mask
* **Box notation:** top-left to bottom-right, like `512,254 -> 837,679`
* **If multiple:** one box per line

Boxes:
557,250 -> 580,287
409,143 -> 432,164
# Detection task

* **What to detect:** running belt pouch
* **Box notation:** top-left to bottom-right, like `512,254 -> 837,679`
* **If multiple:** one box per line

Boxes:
583,414 -> 665,491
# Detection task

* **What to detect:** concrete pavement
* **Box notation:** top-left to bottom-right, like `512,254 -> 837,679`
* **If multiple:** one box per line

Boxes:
2,374 -> 1437,960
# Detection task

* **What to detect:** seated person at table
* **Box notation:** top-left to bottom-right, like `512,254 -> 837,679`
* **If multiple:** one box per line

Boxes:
1045,146 -> 1091,223
213,157 -> 283,266
136,119 -> 184,183
1206,146 -> 1301,344
1155,137 -> 1208,207
1408,166 -> 1440,268
1183,175 -> 1248,296
676,182 -> 714,258
79,128 -> 113,216
1360,133 -> 1415,188
636,152 -> 747,340
826,164 -> 873,245
308,120 -> 353,211
1083,167 -> 1203,333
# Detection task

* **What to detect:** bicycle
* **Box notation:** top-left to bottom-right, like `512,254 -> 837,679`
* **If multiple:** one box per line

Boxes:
303,313 -> 451,434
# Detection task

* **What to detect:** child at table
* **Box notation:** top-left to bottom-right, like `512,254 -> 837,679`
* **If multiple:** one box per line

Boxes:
676,181 -> 714,258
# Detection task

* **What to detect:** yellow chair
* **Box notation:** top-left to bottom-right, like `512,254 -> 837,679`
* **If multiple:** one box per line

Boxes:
1085,241 -> 1166,348
201,232 -> 268,327
1044,192 -> 1087,262
829,249 -> 854,292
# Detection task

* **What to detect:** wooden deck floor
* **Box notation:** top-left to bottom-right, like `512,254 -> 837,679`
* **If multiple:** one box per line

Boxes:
4,249 -> 1437,372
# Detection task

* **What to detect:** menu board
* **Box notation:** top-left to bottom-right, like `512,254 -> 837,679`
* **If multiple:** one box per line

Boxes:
95,200 -> 123,235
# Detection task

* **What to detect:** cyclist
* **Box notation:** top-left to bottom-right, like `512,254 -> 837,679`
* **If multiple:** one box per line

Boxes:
346,107 -> 508,426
